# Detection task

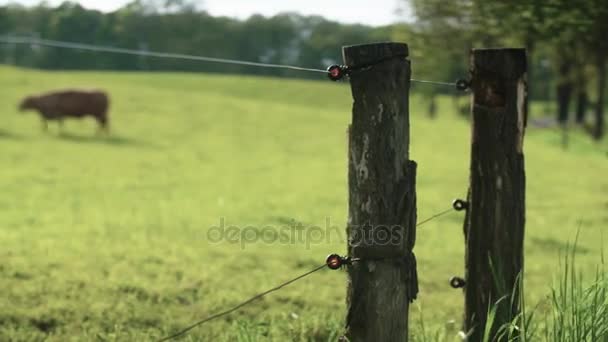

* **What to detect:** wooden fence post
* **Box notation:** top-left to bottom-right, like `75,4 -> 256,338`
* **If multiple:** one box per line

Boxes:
463,48 -> 527,341
343,42 -> 417,342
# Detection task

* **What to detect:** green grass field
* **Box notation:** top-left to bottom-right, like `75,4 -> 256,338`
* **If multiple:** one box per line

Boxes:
0,65 -> 606,341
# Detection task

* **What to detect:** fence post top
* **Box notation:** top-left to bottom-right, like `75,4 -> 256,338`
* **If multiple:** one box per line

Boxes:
342,42 -> 408,67
471,48 -> 527,80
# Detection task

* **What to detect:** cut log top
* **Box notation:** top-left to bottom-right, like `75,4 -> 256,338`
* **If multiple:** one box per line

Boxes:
343,42 -> 409,67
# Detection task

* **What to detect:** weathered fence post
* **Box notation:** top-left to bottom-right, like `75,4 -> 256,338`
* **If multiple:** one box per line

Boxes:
343,42 -> 417,342
463,48 -> 527,341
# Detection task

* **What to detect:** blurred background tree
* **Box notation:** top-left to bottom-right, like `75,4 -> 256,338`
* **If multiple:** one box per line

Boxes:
396,0 -> 607,139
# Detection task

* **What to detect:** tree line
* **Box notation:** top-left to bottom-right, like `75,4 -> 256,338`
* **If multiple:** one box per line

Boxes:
0,1 -> 392,76
1,0 -> 605,139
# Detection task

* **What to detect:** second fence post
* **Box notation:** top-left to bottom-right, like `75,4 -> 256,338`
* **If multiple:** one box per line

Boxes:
343,42 -> 418,341
463,48 -> 527,341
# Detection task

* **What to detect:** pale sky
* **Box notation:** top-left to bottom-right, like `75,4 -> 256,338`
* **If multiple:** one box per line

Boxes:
0,0 -> 412,26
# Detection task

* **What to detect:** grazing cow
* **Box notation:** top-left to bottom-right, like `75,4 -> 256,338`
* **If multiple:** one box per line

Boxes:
19,89 -> 110,133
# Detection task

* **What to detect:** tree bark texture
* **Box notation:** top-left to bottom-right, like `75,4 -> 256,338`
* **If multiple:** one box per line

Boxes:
463,48 -> 527,342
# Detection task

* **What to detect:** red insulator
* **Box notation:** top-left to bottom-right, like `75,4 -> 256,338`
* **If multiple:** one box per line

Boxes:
327,65 -> 345,81
326,254 -> 343,270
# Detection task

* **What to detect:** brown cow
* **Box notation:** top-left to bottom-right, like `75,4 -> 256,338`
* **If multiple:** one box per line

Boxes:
19,89 -> 110,133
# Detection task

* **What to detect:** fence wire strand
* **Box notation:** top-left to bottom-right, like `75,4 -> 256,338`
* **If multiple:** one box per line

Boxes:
1,36 -> 458,86
410,79 -> 455,87
416,207 -> 455,228
0,36 -> 328,74
157,263 -> 326,342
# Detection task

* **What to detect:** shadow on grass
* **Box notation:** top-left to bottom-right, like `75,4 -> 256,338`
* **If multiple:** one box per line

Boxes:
0,129 -> 23,140
530,236 -> 590,254
57,132 -> 159,148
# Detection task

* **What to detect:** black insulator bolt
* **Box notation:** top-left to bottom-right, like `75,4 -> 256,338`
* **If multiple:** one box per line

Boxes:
450,276 -> 466,289
455,79 -> 470,91
452,199 -> 469,211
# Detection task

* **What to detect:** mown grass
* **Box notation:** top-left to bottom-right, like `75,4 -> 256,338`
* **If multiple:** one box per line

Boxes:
0,65 -> 606,341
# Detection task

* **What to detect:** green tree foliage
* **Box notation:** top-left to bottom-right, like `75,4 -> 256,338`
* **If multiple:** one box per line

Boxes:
0,0 -> 393,79
400,0 -> 607,138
